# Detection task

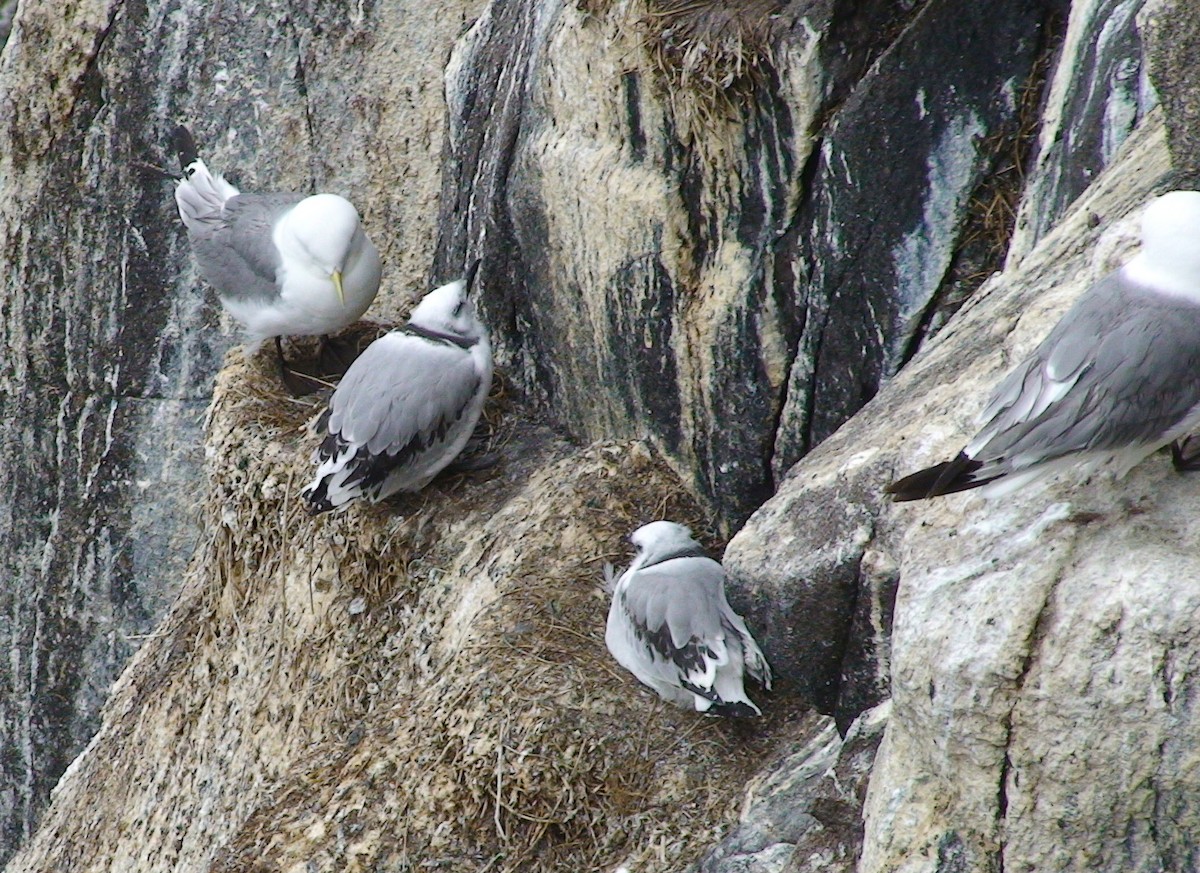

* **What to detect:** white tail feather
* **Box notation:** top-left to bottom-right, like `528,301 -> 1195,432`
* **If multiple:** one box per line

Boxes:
602,562 -> 618,594
174,159 -> 239,233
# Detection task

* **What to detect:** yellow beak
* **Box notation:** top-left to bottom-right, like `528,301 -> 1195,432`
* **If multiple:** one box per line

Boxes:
332,270 -> 346,306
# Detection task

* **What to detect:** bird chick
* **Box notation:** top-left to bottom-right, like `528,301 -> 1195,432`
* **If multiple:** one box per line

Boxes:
606,521 -> 772,716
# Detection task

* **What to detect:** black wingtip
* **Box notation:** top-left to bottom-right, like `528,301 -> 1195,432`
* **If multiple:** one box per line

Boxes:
463,257 -> 483,296
886,461 -> 956,501
886,452 -> 995,501
300,481 -> 335,515
708,700 -> 761,718
171,125 -> 199,173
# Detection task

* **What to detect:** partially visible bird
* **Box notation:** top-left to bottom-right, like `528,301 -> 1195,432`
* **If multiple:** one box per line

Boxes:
301,261 -> 492,513
170,125 -> 381,389
605,521 -> 772,716
888,190 -> 1200,501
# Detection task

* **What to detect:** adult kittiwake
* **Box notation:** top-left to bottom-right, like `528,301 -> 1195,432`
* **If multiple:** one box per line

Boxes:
170,125 -> 381,389
301,261 -> 492,513
606,521 -> 772,716
888,190 -> 1200,501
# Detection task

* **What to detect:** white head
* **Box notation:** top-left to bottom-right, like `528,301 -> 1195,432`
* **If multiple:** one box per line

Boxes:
408,262 -> 487,342
277,194 -> 366,303
630,521 -> 704,566
1133,190 -> 1200,293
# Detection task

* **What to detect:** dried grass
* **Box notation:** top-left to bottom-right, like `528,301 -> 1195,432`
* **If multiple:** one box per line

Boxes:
638,0 -> 788,138
171,341 -> 816,873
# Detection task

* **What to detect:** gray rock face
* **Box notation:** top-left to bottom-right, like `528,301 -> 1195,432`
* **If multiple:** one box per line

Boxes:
0,0 -> 475,862
691,704 -> 890,873
774,0 -> 1061,470
3,0 -> 1198,870
0,0 -> 218,855
1143,0 -> 1200,183
0,0 -> 15,50
437,0 -> 1060,530
436,0 -> 814,531
728,0 -> 1180,731
732,110 -> 1185,871
1007,0 -> 1158,264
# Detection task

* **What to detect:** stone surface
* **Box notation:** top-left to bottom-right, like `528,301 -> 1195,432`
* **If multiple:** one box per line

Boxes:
437,0 -> 1060,531
0,0 -> 15,50
725,457 -> 892,717
1143,0 -> 1200,182
0,0 -> 480,861
730,112 -> 1189,872
774,0 -> 1061,470
727,0 -> 1179,729
691,703 -> 890,873
5,0 -> 1200,870
436,0 -> 819,532
1007,0 -> 1158,265
6,351 -> 829,873
858,126 -> 1197,872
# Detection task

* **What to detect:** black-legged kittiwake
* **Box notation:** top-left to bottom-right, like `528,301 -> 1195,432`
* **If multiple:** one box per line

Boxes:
301,261 -> 492,513
888,190 -> 1200,501
170,125 -> 381,387
605,521 -> 772,716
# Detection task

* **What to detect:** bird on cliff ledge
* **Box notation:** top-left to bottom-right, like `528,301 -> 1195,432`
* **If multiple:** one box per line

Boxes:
169,125 -> 381,393
605,521 -> 772,716
888,190 -> 1200,501
301,260 -> 492,513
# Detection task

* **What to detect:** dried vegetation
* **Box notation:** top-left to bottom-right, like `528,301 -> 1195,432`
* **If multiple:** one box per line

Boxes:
587,0 -> 791,139
102,331 -> 818,873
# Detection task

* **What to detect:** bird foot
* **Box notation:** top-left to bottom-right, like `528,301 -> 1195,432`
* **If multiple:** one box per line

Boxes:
279,368 -> 324,397
443,450 -> 502,475
1171,437 -> 1200,472
275,336 -> 323,397
317,334 -> 359,378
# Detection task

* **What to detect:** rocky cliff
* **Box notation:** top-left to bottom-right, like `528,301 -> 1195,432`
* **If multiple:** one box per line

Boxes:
1,0 -> 1196,870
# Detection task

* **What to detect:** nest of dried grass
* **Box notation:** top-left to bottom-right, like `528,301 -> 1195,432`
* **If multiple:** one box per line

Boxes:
166,338 -> 812,873
638,0 -> 788,131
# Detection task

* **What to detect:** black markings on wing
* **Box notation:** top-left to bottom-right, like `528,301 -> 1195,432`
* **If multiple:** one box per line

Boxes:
620,593 -> 741,703
889,277 -> 1200,500
991,281 -> 1200,454
316,372 -> 481,496
706,700 -> 760,718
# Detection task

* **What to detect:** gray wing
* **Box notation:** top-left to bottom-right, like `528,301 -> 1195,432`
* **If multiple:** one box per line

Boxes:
620,557 -> 730,684
191,193 -> 304,304
328,331 -> 482,456
718,600 -> 772,688
968,273 -> 1200,467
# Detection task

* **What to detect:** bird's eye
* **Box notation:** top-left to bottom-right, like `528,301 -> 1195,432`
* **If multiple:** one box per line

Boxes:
453,301 -> 465,316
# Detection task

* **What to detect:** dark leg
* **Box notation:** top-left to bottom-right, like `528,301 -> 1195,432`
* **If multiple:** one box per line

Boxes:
318,334 -> 357,377
442,451 -> 502,475
1171,436 -> 1200,472
441,423 -> 502,475
445,414 -> 507,476
274,336 -> 319,396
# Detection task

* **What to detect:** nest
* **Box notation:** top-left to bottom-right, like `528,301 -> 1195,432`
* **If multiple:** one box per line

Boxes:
159,340 -> 813,872
638,0 -> 789,133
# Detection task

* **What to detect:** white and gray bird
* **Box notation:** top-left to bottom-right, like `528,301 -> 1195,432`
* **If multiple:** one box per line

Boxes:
605,521 -> 772,716
170,125 -> 381,376
301,261 -> 492,513
889,190 -> 1200,501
